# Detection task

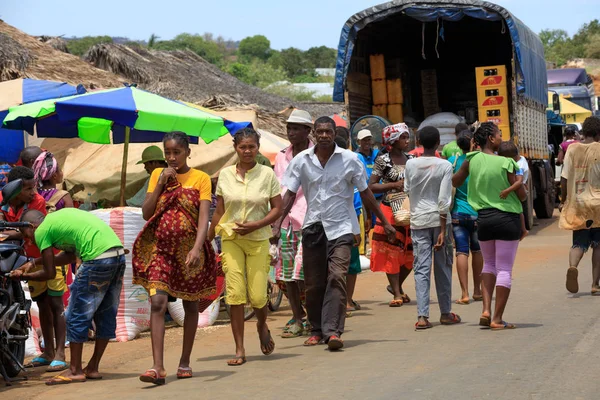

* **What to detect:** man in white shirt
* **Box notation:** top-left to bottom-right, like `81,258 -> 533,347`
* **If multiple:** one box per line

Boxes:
282,116 -> 395,350
405,126 -> 460,330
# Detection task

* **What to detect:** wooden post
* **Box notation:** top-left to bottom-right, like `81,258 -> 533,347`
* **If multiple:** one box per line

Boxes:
119,126 -> 130,206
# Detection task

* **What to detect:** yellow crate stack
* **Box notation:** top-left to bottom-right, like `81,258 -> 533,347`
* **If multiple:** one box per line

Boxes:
387,79 -> 404,123
370,54 -> 388,119
475,65 -> 510,141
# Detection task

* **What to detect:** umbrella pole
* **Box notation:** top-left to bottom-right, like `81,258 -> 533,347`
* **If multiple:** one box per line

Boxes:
119,126 -> 130,206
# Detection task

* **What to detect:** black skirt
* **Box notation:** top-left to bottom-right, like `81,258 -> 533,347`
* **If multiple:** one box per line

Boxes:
477,208 -> 521,241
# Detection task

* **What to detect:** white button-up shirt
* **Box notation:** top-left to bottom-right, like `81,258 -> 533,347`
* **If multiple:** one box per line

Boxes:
283,145 -> 368,240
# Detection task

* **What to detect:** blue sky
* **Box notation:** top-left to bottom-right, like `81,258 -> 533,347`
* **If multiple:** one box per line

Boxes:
2,0 -> 599,50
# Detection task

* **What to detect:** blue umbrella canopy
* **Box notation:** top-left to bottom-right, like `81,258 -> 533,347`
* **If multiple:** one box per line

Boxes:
0,78 -> 85,163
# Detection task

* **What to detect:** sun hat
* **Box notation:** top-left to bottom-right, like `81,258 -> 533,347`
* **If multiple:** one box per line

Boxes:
357,129 -> 373,141
137,145 -> 165,164
286,109 -> 314,128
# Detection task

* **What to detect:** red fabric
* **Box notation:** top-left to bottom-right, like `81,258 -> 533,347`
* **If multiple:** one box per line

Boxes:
0,193 -> 47,257
408,147 -> 441,158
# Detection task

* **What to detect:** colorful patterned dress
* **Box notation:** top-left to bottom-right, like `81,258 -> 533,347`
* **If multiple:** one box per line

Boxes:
132,168 -> 219,308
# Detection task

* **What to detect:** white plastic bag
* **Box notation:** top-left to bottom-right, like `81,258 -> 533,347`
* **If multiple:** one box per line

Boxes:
167,299 -> 220,329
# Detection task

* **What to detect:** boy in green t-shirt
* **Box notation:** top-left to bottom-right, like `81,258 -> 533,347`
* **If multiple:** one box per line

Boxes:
11,208 -> 125,385
441,122 -> 470,160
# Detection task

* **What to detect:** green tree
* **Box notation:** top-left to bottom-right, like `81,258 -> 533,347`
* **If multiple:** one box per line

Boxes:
148,33 -> 159,48
269,47 -> 308,79
585,34 -> 600,58
571,19 -> 600,56
154,33 -> 225,65
304,46 -> 337,69
540,29 -> 578,66
226,60 -> 287,88
68,35 -> 113,56
238,35 -> 271,61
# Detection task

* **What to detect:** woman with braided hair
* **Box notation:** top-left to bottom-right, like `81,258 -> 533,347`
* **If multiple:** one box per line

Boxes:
452,122 -> 527,330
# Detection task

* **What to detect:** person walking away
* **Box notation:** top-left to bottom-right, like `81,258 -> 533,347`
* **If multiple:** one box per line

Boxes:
133,132 -> 218,383
368,123 -> 414,306
442,123 -> 469,160
281,117 -> 395,350
405,126 -> 460,330
448,131 -> 483,305
559,116 -> 600,294
497,142 -> 529,238
11,208 -> 125,385
556,126 -> 580,166
273,109 -> 313,338
452,122 -> 527,330
0,167 -> 68,372
209,128 -> 282,365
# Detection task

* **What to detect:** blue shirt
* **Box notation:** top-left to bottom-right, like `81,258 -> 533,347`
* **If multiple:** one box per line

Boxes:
357,149 -> 381,199
353,187 -> 362,217
448,155 -> 477,216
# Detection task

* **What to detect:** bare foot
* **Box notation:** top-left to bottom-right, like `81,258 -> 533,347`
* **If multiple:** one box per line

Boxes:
455,297 -> 470,305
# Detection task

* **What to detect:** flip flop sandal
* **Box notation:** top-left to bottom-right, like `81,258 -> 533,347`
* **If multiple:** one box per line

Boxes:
491,321 -> 516,330
139,369 -> 167,385
227,356 -> 246,366
346,306 -> 357,312
327,336 -> 344,351
592,289 -> 600,296
401,294 -> 411,304
303,335 -> 323,346
455,299 -> 470,305
258,329 -> 275,355
45,375 -> 87,386
177,367 -> 193,379
284,319 -> 296,329
472,295 -> 483,302
415,320 -> 433,330
281,324 -> 303,338
27,356 -> 52,368
566,266 -> 579,294
351,300 -> 362,310
389,299 -> 403,307
440,313 -> 462,325
47,360 -> 69,372
479,316 -> 491,329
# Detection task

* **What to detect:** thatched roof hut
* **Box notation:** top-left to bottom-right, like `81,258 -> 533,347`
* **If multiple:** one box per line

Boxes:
37,35 -> 70,53
83,43 -> 344,116
0,20 -> 124,89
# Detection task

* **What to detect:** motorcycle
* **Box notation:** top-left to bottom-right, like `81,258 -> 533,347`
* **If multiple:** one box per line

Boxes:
0,179 -> 32,385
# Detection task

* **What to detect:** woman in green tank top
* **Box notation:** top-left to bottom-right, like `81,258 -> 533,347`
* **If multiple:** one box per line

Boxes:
452,122 -> 527,331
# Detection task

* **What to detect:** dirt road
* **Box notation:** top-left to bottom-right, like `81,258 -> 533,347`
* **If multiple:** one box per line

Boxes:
3,214 -> 599,399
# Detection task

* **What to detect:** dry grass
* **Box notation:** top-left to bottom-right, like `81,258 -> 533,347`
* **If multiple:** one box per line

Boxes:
0,20 -> 124,89
82,42 -> 344,116
36,36 -> 70,53
0,32 -> 33,80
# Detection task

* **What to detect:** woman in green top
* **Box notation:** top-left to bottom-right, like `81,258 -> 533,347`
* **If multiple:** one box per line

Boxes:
452,122 -> 527,330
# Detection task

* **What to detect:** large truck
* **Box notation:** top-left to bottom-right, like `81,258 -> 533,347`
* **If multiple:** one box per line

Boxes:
547,68 -> 597,113
333,0 -> 556,222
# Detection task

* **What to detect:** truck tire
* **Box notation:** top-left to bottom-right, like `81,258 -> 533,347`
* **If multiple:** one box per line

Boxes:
524,189 -> 534,230
533,161 -> 555,219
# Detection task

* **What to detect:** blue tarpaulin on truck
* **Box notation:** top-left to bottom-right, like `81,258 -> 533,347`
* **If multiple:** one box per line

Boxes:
333,0 -> 548,106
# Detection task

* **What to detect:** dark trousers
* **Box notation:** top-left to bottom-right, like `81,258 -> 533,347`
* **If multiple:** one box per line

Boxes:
302,223 -> 353,338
